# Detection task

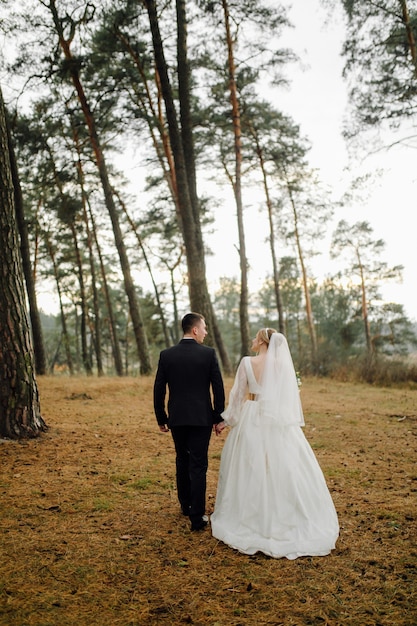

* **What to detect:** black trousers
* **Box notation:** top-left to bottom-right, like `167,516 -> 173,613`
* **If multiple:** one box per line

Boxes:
170,425 -> 212,524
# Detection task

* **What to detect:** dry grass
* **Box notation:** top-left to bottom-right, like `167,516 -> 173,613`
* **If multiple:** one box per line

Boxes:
0,376 -> 416,626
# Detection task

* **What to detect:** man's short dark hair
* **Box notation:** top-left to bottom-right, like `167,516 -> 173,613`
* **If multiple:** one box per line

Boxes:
182,312 -> 204,334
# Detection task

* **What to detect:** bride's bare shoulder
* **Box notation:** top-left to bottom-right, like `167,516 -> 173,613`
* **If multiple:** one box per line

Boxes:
250,354 -> 265,364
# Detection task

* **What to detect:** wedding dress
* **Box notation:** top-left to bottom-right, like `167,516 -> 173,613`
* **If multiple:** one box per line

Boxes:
211,333 -> 339,560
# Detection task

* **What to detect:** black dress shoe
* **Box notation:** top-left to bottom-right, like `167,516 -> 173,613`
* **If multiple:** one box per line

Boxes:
190,516 -> 208,532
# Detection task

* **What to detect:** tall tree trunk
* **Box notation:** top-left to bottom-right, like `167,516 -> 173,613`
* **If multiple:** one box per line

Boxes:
84,219 -> 103,376
177,0 -> 228,359
222,0 -> 251,359
71,121 -> 104,375
87,201 -> 124,376
46,139 -> 93,376
177,0 -> 232,371
144,1 -> 214,338
48,0 -> 151,374
114,189 -> 171,348
45,233 -> 74,375
73,302 -> 81,372
286,182 -> 318,369
69,222 -> 93,375
0,86 -> 46,438
116,5 -> 231,370
125,312 -> 131,374
176,0 -> 198,220
250,123 -> 285,333
6,114 -> 47,375
357,251 -> 373,357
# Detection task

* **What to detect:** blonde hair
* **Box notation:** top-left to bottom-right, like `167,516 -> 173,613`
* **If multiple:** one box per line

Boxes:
256,327 -> 277,346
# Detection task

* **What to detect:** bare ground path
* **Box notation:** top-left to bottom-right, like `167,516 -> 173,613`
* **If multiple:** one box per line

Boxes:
0,376 -> 416,625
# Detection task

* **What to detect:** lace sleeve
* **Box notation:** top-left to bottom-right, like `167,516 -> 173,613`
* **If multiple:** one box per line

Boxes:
221,358 -> 248,427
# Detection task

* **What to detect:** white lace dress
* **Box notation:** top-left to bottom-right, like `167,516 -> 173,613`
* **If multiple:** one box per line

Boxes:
211,357 -> 339,559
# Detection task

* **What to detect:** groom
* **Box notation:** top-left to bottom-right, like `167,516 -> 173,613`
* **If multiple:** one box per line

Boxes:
153,312 -> 225,531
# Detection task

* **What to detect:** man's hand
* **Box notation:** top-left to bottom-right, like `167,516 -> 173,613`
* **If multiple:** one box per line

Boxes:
159,424 -> 169,432
214,421 -> 226,436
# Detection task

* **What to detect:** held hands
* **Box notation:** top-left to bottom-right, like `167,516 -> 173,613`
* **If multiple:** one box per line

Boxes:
214,421 -> 226,436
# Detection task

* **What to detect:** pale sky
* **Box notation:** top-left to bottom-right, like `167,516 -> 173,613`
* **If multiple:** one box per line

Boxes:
205,0 -> 416,322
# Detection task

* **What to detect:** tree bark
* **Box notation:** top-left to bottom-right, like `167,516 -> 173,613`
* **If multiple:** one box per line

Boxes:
0,86 -> 47,438
222,0 -> 251,359
115,3 -> 231,371
6,114 -> 47,375
144,1 -> 215,333
176,0 -> 199,220
176,0 -> 232,371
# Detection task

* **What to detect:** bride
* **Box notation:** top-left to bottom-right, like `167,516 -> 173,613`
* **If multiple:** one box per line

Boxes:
211,328 -> 339,560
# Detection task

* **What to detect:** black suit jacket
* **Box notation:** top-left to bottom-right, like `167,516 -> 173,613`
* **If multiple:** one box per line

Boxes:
153,339 -> 225,428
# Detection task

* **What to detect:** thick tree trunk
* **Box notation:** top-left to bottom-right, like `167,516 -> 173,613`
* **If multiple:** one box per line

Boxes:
0,87 -> 47,439
144,0 -> 213,331
176,0 -> 198,220
48,0 -> 151,374
116,3 -> 231,370
6,115 -> 47,375
177,0 -> 232,370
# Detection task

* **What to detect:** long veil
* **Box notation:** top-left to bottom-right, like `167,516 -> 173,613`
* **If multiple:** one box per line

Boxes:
258,333 -> 305,426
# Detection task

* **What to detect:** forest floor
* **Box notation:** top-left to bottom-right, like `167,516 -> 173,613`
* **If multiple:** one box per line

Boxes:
0,376 -> 416,626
